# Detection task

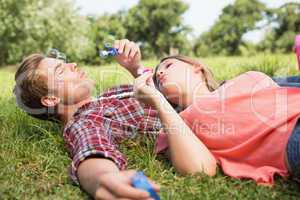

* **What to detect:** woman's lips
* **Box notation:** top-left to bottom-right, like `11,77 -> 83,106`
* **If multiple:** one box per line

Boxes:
158,75 -> 166,85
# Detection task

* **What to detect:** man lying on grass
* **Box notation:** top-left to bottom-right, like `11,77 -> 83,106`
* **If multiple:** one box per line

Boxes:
13,39 -> 162,200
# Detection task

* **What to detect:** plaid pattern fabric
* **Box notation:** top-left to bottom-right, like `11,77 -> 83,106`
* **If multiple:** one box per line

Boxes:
63,85 -> 162,184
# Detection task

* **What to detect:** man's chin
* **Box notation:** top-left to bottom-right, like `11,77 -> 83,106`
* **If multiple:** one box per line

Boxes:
91,79 -> 96,85
83,78 -> 95,86
84,76 -> 94,83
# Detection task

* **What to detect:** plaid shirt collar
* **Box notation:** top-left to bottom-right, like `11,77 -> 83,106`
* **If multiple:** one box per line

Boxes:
72,84 -> 134,118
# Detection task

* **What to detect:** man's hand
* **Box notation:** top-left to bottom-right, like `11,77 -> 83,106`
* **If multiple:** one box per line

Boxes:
95,170 -> 160,200
78,158 -> 160,200
113,39 -> 142,77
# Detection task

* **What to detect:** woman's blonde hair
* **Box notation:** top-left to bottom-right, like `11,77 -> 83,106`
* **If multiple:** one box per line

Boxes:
154,55 -> 219,92
153,55 -> 219,112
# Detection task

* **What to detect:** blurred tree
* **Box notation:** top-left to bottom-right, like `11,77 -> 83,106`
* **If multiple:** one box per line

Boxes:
194,0 -> 266,56
258,2 -> 300,53
0,0 -> 93,65
124,0 -> 192,58
87,12 -> 127,64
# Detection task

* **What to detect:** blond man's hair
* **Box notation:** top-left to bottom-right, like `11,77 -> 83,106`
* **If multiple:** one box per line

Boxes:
13,54 -> 59,122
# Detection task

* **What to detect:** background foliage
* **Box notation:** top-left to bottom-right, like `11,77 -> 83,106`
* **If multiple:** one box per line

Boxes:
0,0 -> 94,65
193,0 -> 266,56
0,0 -> 299,66
124,0 -> 191,58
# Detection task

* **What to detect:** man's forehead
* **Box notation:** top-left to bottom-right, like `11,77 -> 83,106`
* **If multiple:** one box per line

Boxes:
36,58 -> 62,77
45,57 -> 62,66
39,58 -> 61,69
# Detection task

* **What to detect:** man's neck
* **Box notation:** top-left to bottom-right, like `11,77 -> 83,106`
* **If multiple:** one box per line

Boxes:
59,97 -> 94,125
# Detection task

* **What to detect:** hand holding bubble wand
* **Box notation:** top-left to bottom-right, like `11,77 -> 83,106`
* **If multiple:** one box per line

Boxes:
97,42 -> 154,99
98,42 -> 153,75
99,43 -> 119,58
131,171 -> 161,200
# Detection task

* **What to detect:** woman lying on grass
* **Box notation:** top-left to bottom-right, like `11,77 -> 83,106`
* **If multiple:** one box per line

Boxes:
133,55 -> 300,186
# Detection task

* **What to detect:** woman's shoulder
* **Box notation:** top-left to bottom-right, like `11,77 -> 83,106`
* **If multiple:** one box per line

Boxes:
243,70 -> 270,79
211,71 -> 278,99
236,71 -> 270,80
226,71 -> 278,88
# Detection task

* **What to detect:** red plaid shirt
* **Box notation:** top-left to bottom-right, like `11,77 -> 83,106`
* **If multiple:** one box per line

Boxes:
63,85 -> 161,184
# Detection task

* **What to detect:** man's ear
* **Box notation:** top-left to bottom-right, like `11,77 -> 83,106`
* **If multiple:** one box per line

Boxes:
41,96 -> 60,107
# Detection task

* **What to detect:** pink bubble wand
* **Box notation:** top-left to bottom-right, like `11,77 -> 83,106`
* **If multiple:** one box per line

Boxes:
295,35 -> 300,71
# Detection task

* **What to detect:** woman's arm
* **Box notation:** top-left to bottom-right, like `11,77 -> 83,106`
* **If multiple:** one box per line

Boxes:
133,73 -> 217,176
154,96 -> 217,176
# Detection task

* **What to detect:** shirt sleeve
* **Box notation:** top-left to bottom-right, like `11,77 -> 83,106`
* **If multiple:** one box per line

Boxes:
138,105 -> 162,134
63,118 -> 127,185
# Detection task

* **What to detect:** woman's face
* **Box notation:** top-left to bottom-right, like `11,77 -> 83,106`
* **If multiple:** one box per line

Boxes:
155,58 -> 205,106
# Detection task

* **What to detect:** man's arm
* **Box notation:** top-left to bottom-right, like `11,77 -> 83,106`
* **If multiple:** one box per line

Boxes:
113,39 -> 147,78
65,116 -> 160,200
77,158 -> 118,198
78,158 -> 159,200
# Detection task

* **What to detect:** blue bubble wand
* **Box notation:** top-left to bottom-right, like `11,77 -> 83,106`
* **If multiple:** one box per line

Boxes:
132,171 -> 161,200
99,43 -> 119,58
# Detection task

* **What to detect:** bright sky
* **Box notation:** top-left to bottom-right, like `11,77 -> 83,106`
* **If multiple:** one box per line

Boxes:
75,0 -> 298,43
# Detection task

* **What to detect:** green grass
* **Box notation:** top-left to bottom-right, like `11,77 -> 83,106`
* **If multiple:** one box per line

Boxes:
1,54 -> 300,199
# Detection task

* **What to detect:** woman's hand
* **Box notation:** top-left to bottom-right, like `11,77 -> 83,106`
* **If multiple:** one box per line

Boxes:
133,72 -> 164,108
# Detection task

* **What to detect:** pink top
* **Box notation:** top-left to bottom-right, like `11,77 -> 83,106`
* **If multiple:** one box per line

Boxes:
155,71 -> 300,185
